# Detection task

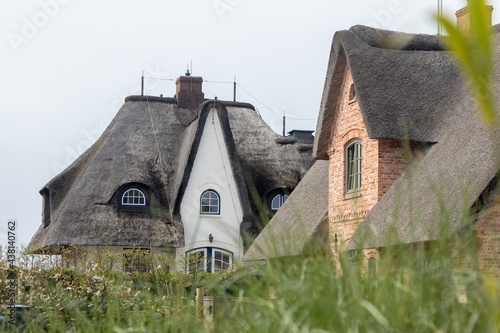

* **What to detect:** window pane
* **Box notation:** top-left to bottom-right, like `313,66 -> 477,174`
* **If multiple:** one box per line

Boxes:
201,190 -> 220,214
122,188 -> 146,206
188,250 -> 205,273
346,141 -> 361,192
271,195 -> 280,210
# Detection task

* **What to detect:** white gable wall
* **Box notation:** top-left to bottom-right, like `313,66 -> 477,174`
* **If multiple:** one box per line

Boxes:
179,107 -> 244,265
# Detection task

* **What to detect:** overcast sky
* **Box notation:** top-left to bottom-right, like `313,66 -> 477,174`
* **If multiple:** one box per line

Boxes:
1,0 -> 498,247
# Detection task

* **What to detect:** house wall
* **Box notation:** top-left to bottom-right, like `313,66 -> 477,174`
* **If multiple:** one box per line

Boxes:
474,196 -> 500,274
179,107 -> 244,263
328,67 -> 410,260
61,246 -> 175,271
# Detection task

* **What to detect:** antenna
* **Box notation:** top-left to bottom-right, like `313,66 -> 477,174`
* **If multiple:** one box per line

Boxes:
283,109 -> 286,137
141,70 -> 144,96
437,0 -> 443,35
190,60 -> 193,75
233,76 -> 236,102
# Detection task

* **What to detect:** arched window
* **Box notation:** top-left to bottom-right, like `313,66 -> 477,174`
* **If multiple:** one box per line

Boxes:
346,139 -> 361,193
270,193 -> 288,212
200,190 -> 220,215
368,257 -> 377,277
349,84 -> 356,100
121,188 -> 147,206
186,248 -> 233,273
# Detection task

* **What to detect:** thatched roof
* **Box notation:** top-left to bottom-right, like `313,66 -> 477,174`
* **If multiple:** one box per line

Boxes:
313,25 -> 462,160
244,160 -> 329,260
344,26 -> 500,249
29,96 -> 314,252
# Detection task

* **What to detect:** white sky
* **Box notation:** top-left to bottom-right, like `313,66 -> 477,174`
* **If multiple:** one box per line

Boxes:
1,0 -> 498,246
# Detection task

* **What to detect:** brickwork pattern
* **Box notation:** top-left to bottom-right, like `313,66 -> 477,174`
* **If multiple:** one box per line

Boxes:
328,67 -> 411,264
175,76 -> 204,109
455,5 -> 494,36
474,196 -> 500,274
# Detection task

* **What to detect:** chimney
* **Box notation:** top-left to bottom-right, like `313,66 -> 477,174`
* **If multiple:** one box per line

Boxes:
288,130 -> 314,141
174,70 -> 204,109
456,1 -> 494,36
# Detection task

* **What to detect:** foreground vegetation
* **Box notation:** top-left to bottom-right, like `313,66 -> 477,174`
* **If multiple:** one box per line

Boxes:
0,242 -> 499,332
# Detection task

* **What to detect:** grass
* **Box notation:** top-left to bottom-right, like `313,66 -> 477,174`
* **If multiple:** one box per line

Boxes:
0,239 -> 499,332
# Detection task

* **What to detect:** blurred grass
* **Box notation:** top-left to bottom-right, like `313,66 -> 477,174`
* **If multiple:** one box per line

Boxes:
0,237 -> 499,332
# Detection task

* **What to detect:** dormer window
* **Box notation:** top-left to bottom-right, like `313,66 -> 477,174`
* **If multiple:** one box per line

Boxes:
121,188 -> 147,206
200,190 -> 220,215
270,193 -> 288,212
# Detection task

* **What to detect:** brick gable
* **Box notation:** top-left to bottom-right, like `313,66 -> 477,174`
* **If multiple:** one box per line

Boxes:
474,196 -> 500,274
328,66 -> 411,259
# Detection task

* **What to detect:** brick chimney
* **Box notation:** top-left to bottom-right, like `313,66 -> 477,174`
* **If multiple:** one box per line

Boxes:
456,1 -> 494,36
175,71 -> 204,109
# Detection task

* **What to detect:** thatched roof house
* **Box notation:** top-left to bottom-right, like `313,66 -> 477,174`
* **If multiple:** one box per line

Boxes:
245,18 -> 500,268
29,73 -> 314,271
341,25 -> 500,251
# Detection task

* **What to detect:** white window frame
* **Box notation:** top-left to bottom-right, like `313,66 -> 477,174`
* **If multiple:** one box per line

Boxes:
270,193 -> 288,211
200,190 -> 220,215
212,249 -> 233,272
121,188 -> 147,206
185,248 -> 233,273
186,248 -> 207,274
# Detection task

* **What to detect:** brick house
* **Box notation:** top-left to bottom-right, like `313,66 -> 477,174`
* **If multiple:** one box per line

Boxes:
246,5 -> 500,273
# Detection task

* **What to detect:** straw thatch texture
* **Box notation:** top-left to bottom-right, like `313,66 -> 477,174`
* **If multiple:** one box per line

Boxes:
29,97 -> 314,252
344,26 -> 500,249
244,160 -> 329,260
314,25 -> 462,160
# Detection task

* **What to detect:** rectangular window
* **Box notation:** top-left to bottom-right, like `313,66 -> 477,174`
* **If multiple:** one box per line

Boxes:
212,249 -> 232,272
185,248 -> 233,273
187,249 -> 207,274
123,248 -> 150,273
346,141 -> 362,193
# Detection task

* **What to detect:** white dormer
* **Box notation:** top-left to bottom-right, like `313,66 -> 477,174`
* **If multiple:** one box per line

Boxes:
179,107 -> 244,272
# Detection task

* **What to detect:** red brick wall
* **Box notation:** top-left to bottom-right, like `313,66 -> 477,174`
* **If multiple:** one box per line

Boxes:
175,76 -> 204,109
328,67 -> 410,261
455,5 -> 494,36
474,196 -> 500,274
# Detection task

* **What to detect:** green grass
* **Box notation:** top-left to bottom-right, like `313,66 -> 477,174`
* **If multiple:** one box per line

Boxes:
0,240 -> 499,332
